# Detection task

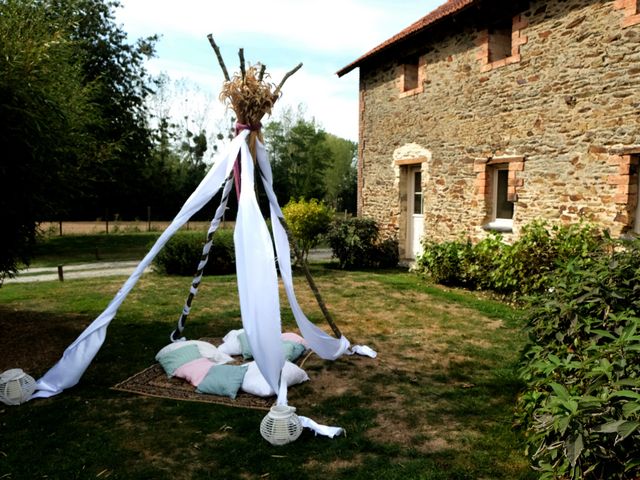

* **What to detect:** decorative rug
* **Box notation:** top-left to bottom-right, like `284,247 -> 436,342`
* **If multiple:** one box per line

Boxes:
111,337 -> 315,411
112,363 -> 274,410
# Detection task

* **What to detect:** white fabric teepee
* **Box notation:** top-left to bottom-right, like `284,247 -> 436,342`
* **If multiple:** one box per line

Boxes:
29,130 -> 371,423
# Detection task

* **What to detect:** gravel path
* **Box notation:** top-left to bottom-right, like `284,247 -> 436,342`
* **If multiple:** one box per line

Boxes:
4,249 -> 334,284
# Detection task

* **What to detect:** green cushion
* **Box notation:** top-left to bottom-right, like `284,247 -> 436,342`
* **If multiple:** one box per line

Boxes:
196,364 -> 249,399
237,331 -> 253,359
283,340 -> 306,362
238,333 -> 306,362
157,344 -> 201,376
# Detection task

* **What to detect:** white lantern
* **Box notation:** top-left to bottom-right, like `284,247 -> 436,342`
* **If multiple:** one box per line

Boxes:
260,404 -> 303,445
0,369 -> 36,405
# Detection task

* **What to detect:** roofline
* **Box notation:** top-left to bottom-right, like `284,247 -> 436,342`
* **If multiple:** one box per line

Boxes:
336,0 -> 479,77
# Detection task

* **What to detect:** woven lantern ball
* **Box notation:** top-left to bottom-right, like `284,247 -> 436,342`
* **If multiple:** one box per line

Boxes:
0,369 -> 36,405
260,405 -> 303,446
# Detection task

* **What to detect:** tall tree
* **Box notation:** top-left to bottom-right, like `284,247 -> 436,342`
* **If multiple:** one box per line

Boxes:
0,0 -> 157,280
265,115 -> 330,202
323,133 -> 357,213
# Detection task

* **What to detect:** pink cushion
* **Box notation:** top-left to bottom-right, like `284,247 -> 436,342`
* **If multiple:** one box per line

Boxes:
281,332 -> 309,348
173,358 -> 214,386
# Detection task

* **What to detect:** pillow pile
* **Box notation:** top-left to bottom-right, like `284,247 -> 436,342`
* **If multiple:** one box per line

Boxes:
155,334 -> 311,399
156,343 -> 247,399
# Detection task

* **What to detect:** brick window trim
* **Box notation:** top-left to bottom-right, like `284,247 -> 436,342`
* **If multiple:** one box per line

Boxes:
607,154 -> 639,229
614,0 -> 640,28
398,56 -> 426,98
474,156 -> 525,231
395,156 -> 428,166
476,14 -> 528,72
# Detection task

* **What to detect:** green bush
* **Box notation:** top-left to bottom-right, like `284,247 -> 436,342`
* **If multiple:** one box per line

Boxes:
282,198 -> 333,263
153,230 -> 235,276
327,217 -> 399,269
416,221 -> 606,297
516,238 -> 640,479
417,239 -> 473,286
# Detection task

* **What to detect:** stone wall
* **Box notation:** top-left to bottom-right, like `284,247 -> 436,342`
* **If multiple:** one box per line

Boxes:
358,0 -> 640,254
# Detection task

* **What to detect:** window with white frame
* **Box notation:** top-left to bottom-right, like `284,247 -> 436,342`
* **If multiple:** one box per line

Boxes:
489,165 -> 514,231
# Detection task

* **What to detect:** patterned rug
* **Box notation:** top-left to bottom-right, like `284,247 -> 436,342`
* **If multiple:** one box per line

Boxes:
111,338 -> 315,411
112,363 -> 275,410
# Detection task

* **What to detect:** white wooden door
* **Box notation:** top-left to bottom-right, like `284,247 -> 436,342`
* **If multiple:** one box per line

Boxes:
408,166 -> 424,259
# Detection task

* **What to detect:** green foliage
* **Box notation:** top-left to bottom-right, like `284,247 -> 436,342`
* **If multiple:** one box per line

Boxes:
327,217 -> 399,269
153,230 -> 235,276
416,221 -> 606,297
264,106 -> 357,211
323,133 -> 358,213
417,239 -> 474,286
516,238 -> 640,479
0,0 -> 158,280
282,198 -> 333,263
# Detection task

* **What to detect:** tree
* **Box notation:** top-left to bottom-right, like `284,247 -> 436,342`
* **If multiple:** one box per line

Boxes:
264,114 -> 331,203
323,134 -> 357,213
0,0 -> 157,281
0,0 -> 96,280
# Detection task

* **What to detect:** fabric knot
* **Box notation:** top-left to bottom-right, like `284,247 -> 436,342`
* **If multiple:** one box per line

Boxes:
235,122 -> 262,134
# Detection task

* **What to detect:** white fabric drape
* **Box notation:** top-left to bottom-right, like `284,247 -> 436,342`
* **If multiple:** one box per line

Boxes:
233,140 -> 286,404
30,131 -> 248,399
254,140 -> 352,360
27,130 -> 373,422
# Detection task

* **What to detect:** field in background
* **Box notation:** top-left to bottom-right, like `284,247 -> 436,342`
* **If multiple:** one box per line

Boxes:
39,220 -> 235,236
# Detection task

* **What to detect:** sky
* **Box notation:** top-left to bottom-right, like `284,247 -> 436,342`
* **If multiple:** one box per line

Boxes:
115,0 -> 446,143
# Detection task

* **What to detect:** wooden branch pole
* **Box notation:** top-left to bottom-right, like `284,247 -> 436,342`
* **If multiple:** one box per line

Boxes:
258,63 -> 266,81
274,62 -> 303,97
207,34 -> 230,81
238,48 -> 246,80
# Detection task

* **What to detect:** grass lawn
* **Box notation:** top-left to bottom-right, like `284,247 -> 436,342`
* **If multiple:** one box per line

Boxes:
28,232 -> 162,267
0,266 -> 535,479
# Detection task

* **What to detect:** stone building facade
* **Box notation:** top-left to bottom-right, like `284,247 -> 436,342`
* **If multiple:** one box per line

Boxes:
338,0 -> 640,259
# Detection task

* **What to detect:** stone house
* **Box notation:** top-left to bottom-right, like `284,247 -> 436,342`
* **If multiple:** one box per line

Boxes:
338,0 -> 640,259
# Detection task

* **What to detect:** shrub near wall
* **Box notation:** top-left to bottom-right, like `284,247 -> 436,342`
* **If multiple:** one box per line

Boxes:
327,217 -> 399,269
516,238 -> 640,480
416,221 -> 605,297
153,230 -> 235,276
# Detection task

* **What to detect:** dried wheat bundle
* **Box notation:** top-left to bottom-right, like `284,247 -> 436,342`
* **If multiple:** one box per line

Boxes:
208,35 -> 302,158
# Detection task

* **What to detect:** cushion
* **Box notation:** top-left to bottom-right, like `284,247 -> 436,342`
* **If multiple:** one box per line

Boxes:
157,344 -> 202,377
173,358 -> 214,386
236,333 -> 305,362
196,364 -> 249,399
281,332 -> 309,348
241,361 -> 309,397
282,340 -> 306,362
217,329 -> 244,356
156,340 -> 233,365
237,331 -> 253,359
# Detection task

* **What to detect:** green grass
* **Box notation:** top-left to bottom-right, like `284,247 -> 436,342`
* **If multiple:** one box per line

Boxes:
28,232 -> 162,267
0,258 -> 535,479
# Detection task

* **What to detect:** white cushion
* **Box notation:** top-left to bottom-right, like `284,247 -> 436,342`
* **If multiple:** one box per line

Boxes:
241,361 -> 309,397
217,329 -> 244,356
156,340 -> 233,365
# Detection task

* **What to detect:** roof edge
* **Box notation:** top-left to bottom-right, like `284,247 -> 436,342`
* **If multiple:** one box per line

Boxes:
337,0 -> 479,77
